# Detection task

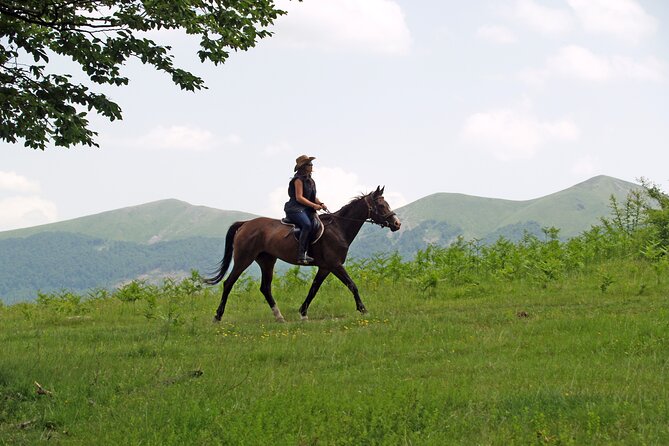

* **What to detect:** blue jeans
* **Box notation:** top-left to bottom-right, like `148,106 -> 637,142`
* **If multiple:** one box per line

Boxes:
286,210 -> 314,256
286,210 -> 313,232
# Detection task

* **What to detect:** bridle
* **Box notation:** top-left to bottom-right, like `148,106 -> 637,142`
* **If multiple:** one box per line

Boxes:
365,195 -> 397,228
325,195 -> 396,228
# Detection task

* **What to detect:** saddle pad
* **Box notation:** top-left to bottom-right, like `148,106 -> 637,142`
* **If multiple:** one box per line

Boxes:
281,214 -> 325,244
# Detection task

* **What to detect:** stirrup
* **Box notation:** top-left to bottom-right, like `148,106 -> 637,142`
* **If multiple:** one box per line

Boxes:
297,253 -> 314,264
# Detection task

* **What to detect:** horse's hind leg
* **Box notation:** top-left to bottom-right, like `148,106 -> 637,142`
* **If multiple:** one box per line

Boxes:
213,258 -> 254,322
299,268 -> 330,320
257,253 -> 285,322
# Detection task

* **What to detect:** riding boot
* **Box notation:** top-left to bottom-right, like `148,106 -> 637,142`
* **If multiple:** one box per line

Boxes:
297,229 -> 314,264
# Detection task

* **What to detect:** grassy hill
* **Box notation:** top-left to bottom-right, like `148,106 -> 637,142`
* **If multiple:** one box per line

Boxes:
0,199 -> 259,243
0,175 -> 644,302
2,255 -> 668,444
0,176 -> 640,246
395,175 -> 640,239
0,232 -> 225,304
0,200 -> 260,303
347,176 -> 642,258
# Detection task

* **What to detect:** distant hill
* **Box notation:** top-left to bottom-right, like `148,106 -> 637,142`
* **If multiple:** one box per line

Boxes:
347,175 -> 642,258
0,233 -> 223,304
0,199 -> 259,243
0,200 -> 260,303
0,175 -> 643,303
398,175 -> 638,238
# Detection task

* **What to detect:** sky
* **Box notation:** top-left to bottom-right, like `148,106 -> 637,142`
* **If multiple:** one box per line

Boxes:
1,0 -> 668,232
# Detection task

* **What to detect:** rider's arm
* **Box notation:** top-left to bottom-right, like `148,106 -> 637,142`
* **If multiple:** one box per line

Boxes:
295,179 -> 322,210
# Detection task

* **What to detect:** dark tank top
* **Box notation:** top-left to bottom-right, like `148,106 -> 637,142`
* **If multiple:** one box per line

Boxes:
284,174 -> 317,213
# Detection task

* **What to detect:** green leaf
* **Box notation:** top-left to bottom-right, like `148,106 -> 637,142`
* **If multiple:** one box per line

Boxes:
1,0 -> 287,149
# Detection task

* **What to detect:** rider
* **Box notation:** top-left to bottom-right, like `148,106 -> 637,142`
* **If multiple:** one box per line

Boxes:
284,155 -> 328,264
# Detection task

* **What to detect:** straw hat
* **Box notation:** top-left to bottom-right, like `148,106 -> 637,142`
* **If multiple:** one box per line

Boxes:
294,155 -> 316,172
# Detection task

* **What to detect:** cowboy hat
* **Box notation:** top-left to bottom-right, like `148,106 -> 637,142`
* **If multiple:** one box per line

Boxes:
294,155 -> 316,171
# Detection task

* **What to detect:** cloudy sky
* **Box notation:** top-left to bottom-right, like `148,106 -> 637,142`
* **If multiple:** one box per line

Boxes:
1,0 -> 668,231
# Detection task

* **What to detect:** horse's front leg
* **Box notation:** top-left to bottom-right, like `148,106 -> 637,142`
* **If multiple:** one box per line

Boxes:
299,268 -> 330,320
331,265 -> 367,314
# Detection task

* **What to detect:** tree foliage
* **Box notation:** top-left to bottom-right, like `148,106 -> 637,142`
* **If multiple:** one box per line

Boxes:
0,0 -> 287,149
640,177 -> 669,248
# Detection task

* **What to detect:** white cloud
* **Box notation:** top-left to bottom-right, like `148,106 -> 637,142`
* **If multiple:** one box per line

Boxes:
567,0 -> 658,44
263,141 -> 294,157
131,125 -> 239,151
222,134 -> 243,145
0,172 -> 58,231
521,45 -> 664,84
476,25 -> 517,44
461,108 -> 580,160
547,45 -> 613,81
0,196 -> 58,231
267,166 -> 407,218
571,155 -> 601,176
609,55 -> 665,81
0,171 -> 41,193
273,0 -> 411,55
512,0 -> 574,35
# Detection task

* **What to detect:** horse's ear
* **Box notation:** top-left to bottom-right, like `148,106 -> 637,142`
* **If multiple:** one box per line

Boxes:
380,186 -> 385,195
373,186 -> 381,197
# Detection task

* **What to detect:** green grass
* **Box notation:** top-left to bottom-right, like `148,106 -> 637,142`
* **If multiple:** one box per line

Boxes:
1,260 -> 668,445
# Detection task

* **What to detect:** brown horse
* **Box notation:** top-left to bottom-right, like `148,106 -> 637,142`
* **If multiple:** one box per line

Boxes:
205,186 -> 401,322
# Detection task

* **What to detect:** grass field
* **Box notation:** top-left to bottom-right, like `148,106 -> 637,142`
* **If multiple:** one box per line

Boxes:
1,260 -> 668,445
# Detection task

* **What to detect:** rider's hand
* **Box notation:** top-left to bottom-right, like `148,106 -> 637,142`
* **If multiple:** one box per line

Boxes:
320,203 -> 328,211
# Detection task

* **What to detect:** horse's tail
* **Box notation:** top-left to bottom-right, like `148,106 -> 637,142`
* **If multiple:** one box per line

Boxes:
204,221 -> 245,285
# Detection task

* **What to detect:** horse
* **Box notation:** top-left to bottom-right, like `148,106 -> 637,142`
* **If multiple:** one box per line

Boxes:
205,186 -> 401,322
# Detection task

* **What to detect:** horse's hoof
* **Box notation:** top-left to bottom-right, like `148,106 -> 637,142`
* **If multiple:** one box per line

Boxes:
212,316 -> 221,323
300,314 -> 309,321
276,317 -> 286,323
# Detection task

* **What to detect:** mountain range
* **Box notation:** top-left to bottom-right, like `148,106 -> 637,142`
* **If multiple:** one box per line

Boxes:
0,175 -> 641,303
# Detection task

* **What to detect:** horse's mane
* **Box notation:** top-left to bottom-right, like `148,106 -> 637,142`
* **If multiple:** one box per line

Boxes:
320,192 -> 371,225
342,192 -> 371,209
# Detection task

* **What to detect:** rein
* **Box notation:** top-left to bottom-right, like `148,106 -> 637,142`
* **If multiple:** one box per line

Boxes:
323,196 -> 396,229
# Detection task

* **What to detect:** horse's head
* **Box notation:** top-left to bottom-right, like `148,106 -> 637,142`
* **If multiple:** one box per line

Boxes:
368,186 -> 401,232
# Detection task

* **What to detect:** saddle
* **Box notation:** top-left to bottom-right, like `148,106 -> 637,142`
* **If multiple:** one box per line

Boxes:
281,214 -> 325,244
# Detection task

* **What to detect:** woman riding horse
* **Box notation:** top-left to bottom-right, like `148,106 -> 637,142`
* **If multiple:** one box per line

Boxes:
206,186 -> 401,322
284,155 -> 328,264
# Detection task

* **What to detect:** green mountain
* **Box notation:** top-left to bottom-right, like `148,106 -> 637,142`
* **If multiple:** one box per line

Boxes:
0,233 -> 223,304
0,199 -> 258,243
400,175 -> 638,238
0,175 -> 643,303
348,175 -> 642,258
0,200 -> 260,303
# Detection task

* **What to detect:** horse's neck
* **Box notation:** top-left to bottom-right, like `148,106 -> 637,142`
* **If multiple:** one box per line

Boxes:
335,198 -> 369,243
